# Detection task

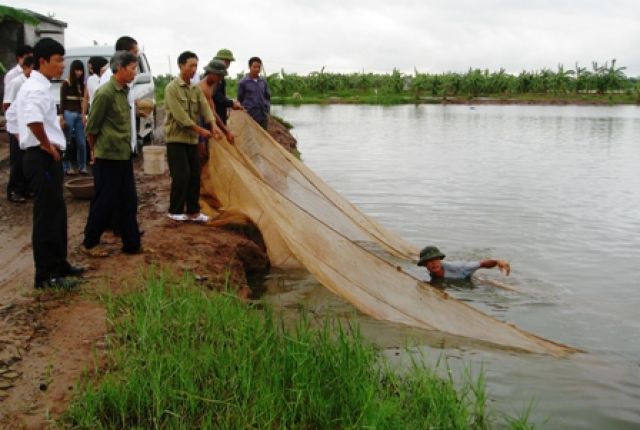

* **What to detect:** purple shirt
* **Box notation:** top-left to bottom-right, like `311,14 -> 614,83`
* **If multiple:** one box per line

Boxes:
237,75 -> 270,124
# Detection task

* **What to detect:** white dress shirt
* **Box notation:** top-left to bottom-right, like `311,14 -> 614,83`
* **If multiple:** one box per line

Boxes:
3,73 -> 27,104
5,101 -> 19,135
3,64 -> 22,86
15,70 -> 66,150
99,68 -> 137,151
86,73 -> 101,106
98,66 -> 112,86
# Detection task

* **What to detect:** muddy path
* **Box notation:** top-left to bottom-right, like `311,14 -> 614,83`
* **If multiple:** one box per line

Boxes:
0,111 -> 289,428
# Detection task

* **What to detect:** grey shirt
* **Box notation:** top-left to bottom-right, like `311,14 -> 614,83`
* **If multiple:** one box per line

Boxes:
441,261 -> 481,279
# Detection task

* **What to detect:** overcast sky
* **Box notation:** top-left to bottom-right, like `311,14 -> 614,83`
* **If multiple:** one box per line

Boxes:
7,0 -> 640,77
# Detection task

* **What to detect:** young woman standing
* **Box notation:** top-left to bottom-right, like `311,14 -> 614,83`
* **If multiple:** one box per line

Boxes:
60,59 -> 88,174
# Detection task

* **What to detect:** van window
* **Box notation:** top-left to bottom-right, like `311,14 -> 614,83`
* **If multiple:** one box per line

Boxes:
59,56 -> 90,82
60,55 -> 113,82
137,54 -> 150,74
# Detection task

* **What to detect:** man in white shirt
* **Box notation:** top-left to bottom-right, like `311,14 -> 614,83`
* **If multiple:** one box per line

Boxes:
16,37 -> 85,289
83,56 -> 108,112
3,56 -> 35,111
3,56 -> 35,203
98,36 -> 139,153
3,44 -> 33,87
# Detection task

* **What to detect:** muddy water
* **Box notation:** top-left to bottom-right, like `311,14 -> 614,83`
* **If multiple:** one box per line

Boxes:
266,104 -> 640,429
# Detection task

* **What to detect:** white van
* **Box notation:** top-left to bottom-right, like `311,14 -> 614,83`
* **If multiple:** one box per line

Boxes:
53,46 -> 156,146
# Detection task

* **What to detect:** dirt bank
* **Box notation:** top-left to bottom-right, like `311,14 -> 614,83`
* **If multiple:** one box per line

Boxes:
439,96 -> 629,106
0,113 -> 295,428
267,116 -> 297,153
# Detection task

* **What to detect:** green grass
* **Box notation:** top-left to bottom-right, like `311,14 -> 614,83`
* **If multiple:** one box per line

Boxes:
269,91 -> 637,106
64,272 -> 534,429
270,92 -> 422,106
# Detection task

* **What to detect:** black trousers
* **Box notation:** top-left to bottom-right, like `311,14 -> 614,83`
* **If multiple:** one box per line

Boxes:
167,142 -> 200,215
7,132 -> 27,197
22,148 -> 68,281
83,158 -> 140,252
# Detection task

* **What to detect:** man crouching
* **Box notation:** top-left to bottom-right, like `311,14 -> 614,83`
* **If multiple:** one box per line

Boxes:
82,51 -> 142,256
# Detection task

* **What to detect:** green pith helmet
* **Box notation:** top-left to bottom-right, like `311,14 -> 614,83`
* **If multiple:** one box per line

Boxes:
214,48 -> 235,62
204,59 -> 228,76
416,246 -> 446,266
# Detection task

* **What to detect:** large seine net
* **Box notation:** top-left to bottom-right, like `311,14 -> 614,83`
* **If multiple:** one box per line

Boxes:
199,111 -> 575,356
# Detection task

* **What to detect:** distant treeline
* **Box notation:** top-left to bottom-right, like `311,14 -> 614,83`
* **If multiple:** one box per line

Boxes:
154,59 -> 640,103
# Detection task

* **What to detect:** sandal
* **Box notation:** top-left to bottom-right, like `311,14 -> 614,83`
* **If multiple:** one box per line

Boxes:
81,245 -> 109,258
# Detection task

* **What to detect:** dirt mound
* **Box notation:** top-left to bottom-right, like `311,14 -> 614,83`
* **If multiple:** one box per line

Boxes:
0,163 -> 272,426
268,116 -> 298,153
0,107 -> 301,426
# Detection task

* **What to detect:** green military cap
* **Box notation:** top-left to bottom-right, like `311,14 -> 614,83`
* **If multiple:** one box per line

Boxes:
204,59 -> 228,76
214,48 -> 235,61
416,246 -> 446,266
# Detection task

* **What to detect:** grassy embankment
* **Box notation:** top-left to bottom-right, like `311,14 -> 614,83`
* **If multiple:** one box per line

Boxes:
155,60 -> 640,106
64,272 -> 533,429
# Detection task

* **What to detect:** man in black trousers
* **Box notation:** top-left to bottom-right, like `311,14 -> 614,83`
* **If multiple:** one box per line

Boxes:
3,56 -> 35,203
16,38 -> 85,289
82,51 -> 142,255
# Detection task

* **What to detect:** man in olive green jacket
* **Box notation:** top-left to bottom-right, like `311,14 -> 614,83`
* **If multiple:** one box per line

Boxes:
83,51 -> 142,255
164,51 -> 220,222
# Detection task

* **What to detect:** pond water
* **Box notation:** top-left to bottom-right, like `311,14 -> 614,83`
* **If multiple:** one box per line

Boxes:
268,104 -> 640,429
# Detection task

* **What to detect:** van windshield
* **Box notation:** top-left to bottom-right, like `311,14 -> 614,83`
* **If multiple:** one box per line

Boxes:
58,55 -> 144,82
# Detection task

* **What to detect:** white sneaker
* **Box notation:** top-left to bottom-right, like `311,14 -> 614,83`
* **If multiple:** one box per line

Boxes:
189,213 -> 210,223
167,213 -> 188,221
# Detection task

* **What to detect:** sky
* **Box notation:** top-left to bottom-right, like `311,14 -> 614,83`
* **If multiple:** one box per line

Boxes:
6,0 -> 640,78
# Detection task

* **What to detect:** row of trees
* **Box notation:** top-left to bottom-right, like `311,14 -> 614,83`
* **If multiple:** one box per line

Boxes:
153,60 -> 638,101
255,60 -> 637,98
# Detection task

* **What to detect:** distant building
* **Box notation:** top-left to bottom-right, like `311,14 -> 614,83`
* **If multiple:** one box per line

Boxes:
0,6 -> 67,112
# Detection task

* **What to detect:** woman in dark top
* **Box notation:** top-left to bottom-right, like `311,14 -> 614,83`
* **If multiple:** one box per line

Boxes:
61,60 -> 88,174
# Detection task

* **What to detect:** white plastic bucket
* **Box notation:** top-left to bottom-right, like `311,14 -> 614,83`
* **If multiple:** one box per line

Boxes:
143,146 -> 166,175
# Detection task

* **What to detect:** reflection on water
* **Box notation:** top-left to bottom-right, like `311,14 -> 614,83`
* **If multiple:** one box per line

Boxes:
266,104 -> 640,429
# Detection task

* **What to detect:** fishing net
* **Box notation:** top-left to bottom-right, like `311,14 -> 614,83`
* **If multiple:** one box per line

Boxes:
200,111 -> 575,356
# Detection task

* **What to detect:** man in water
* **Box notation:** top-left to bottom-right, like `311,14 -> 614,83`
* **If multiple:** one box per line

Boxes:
416,245 -> 510,280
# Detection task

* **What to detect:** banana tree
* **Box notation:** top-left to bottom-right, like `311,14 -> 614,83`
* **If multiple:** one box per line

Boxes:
604,59 -> 627,91
552,64 -> 575,94
0,5 -> 40,25
574,62 -> 590,93
1,6 -> 40,77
